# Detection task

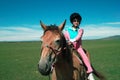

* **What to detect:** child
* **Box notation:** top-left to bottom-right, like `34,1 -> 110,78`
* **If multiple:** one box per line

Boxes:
64,12 -> 95,80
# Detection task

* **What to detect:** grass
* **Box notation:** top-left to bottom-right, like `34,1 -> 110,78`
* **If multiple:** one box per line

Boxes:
83,39 -> 120,80
0,42 -> 48,80
0,39 -> 120,80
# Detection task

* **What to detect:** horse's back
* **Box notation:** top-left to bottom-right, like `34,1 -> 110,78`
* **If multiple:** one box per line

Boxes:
72,50 -> 87,80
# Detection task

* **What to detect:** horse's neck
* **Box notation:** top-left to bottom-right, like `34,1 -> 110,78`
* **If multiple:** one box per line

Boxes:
51,47 -> 73,80
52,45 -> 86,80
52,61 -> 73,80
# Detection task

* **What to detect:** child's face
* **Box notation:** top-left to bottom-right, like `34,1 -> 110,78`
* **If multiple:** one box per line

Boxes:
72,18 -> 80,28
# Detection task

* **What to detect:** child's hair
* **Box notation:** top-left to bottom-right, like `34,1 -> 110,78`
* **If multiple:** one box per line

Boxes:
70,12 -> 82,23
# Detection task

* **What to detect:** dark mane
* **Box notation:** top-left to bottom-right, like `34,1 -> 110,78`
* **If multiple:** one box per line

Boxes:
44,24 -> 59,32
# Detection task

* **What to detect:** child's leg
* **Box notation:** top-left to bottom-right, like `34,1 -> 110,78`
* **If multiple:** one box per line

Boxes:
77,47 -> 93,73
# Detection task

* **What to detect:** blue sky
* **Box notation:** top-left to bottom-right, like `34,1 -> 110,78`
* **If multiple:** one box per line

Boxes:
0,0 -> 120,41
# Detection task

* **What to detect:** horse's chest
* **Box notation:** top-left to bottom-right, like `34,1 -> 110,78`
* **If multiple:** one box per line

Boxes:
52,66 -> 73,80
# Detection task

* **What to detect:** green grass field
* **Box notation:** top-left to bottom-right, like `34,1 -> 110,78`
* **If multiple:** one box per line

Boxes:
0,39 -> 120,80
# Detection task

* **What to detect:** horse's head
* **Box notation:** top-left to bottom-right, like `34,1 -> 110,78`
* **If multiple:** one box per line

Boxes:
38,20 -> 66,76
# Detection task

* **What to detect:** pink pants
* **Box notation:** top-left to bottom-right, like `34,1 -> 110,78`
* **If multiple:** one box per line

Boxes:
77,47 -> 93,73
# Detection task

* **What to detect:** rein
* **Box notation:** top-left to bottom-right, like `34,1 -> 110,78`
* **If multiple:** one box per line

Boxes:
46,45 -> 66,57
46,44 -> 66,66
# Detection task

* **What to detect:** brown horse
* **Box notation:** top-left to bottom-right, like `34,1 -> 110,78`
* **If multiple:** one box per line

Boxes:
38,20 -> 105,80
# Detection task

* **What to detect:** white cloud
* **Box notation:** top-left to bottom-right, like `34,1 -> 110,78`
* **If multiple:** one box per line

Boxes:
0,22 -> 120,41
103,22 -> 120,25
82,24 -> 120,39
0,25 -> 43,41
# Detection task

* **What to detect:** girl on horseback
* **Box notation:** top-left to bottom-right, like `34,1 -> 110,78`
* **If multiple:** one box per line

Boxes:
64,12 -> 95,80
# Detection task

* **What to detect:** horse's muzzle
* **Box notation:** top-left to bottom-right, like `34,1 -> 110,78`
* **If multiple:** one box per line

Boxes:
38,60 -> 51,76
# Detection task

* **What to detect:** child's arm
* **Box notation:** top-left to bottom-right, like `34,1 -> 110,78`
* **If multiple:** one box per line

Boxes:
75,29 -> 84,41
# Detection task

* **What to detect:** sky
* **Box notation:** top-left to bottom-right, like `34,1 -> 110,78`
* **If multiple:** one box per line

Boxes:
0,0 -> 120,41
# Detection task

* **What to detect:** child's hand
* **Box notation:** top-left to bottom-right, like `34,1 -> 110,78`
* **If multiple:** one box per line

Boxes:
67,41 -> 73,45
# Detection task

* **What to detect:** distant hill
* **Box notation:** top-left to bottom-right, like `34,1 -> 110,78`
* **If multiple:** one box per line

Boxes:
101,35 -> 120,40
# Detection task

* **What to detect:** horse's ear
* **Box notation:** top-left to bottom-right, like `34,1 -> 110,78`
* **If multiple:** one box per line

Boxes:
59,19 -> 66,31
40,20 -> 47,30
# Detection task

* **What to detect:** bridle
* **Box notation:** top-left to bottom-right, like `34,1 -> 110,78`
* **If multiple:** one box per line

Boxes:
41,28 -> 67,79
43,44 -> 66,80
43,30 -> 67,64
46,44 -> 66,66
45,44 -> 66,80
46,45 -> 66,58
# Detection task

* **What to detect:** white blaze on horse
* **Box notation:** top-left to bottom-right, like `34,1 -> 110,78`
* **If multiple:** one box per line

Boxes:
38,20 -> 105,80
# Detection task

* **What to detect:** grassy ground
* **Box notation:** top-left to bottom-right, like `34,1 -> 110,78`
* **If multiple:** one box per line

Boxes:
83,39 -> 120,80
0,39 -> 120,80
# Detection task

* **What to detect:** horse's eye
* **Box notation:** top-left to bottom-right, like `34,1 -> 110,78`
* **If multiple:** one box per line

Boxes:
55,39 -> 60,44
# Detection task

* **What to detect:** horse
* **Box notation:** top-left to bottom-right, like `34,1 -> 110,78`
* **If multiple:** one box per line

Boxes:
38,20 -> 105,80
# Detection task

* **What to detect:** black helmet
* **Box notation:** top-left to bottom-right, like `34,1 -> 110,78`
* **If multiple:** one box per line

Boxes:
70,12 -> 82,23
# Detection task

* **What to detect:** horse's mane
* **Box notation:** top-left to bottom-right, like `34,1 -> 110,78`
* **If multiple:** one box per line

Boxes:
44,24 -> 59,33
